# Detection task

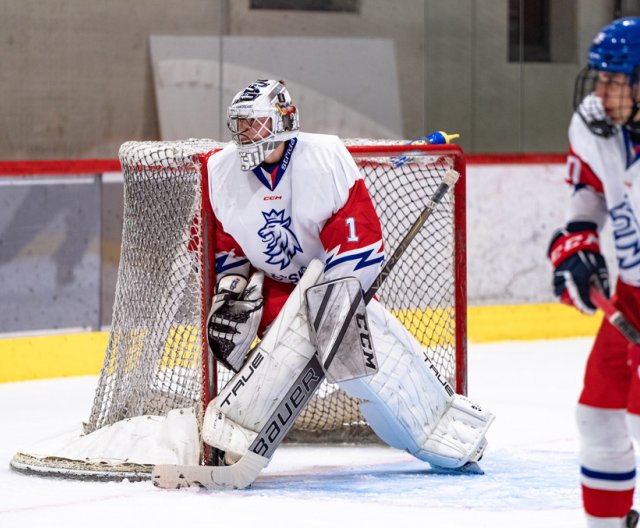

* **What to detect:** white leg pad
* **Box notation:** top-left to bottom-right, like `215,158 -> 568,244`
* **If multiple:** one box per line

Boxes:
416,393 -> 494,468
339,300 -> 494,468
202,409 -> 258,461
202,259 -> 325,458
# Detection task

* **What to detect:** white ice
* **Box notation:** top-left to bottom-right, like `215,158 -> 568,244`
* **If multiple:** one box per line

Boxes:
1,337 -> 636,528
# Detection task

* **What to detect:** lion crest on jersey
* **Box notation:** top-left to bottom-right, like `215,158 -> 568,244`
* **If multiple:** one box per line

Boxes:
258,209 -> 303,270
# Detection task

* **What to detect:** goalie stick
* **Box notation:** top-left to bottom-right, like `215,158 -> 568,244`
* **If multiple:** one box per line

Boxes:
152,167 -> 461,490
590,287 -> 640,346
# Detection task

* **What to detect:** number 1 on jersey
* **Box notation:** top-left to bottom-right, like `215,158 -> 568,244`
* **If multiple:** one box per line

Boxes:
346,217 -> 359,242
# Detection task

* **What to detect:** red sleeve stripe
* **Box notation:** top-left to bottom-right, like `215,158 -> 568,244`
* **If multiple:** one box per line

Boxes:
567,147 -> 604,194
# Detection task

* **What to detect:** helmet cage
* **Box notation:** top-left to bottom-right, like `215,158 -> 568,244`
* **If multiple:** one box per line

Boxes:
574,66 -> 640,138
575,17 -> 640,137
227,80 -> 300,170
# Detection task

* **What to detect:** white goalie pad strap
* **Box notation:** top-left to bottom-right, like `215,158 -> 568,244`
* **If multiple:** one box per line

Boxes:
202,409 -> 258,461
202,259 -> 325,455
338,300 -> 494,468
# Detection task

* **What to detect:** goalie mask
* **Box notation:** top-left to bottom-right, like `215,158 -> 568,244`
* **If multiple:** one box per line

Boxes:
574,17 -> 640,138
227,80 -> 300,171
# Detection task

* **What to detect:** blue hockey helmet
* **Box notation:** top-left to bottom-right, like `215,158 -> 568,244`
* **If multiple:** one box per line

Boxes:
574,17 -> 640,137
588,17 -> 640,77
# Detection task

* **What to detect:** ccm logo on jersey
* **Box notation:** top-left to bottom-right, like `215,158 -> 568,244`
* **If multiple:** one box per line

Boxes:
219,352 -> 265,408
355,313 -> 377,371
264,195 -> 282,201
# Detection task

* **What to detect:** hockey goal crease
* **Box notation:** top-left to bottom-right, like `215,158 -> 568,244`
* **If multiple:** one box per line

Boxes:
10,139 -> 467,482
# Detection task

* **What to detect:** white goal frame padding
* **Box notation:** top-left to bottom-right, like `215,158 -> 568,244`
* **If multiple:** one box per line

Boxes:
11,408 -> 200,480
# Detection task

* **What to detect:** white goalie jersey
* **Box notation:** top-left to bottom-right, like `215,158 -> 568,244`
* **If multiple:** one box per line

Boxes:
206,132 -> 385,290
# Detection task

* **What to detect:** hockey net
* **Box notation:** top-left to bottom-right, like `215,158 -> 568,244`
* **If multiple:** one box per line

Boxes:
10,139 -> 466,480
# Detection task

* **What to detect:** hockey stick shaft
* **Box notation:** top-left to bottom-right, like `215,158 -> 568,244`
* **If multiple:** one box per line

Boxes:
364,168 -> 460,304
590,287 -> 640,346
153,167 -> 461,490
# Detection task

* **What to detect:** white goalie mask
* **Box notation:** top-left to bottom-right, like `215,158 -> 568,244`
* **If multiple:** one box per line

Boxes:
227,80 -> 300,171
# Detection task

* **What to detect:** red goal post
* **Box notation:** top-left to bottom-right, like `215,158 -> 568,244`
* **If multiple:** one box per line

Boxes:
345,141 -> 467,393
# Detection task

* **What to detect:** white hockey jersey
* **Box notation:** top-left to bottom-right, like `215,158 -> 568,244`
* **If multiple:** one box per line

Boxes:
206,132 -> 385,290
567,110 -> 640,286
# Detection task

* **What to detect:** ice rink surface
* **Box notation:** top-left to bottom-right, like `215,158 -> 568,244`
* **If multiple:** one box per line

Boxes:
2,337 -> 637,528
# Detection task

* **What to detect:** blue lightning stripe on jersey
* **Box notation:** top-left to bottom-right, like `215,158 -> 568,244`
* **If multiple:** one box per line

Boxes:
325,246 -> 384,272
215,254 -> 250,274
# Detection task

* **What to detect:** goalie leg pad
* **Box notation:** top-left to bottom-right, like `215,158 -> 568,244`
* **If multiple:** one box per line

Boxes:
339,300 -> 494,468
416,393 -> 494,468
202,409 -> 258,462
202,260 -> 325,458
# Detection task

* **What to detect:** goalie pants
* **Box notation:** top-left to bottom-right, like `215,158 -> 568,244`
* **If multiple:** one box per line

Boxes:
258,277 -> 295,336
578,279 -> 640,522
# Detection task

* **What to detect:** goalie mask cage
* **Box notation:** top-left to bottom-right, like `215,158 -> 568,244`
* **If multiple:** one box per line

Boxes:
10,139 -> 466,480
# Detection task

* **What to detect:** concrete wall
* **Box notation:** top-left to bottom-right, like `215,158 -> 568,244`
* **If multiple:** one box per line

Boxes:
0,0 -> 220,160
466,162 -> 616,305
424,0 -> 615,153
223,0 -> 426,140
0,1 -> 624,160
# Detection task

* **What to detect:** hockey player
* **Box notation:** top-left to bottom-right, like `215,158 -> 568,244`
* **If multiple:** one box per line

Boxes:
203,79 -> 493,473
548,17 -> 640,528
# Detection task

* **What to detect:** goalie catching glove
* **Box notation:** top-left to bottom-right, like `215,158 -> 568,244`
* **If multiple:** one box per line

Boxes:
207,272 -> 264,372
548,221 -> 610,315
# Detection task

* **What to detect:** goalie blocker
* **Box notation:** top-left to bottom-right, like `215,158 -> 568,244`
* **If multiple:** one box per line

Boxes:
153,259 -> 493,488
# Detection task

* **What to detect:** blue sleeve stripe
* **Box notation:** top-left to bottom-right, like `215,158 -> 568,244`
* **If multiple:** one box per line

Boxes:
215,256 -> 250,274
581,466 -> 637,481
325,251 -> 384,272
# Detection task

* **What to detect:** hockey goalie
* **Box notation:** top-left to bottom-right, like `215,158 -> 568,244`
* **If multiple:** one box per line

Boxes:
152,79 -> 494,489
